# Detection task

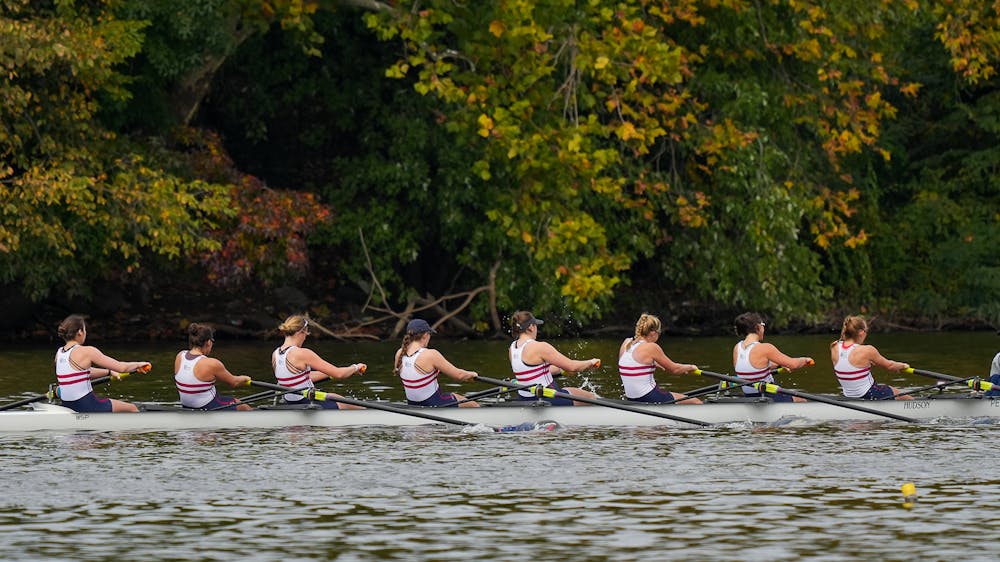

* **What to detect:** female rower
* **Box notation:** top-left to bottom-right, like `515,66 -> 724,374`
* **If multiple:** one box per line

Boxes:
393,318 -> 480,408
509,310 -> 600,406
618,313 -> 701,404
733,312 -> 813,402
273,315 -> 366,409
55,314 -> 150,413
830,315 -> 913,400
174,323 -> 252,410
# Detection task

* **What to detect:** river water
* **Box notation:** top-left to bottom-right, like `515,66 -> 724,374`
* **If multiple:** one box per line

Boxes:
1,331 -> 999,561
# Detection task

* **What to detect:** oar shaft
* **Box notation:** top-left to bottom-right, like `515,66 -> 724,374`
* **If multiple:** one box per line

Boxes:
454,386 -> 514,405
694,369 -> 918,423
908,368 -> 963,382
246,380 -> 477,427
473,376 -> 712,427
887,377 -> 978,400
905,368 -> 995,392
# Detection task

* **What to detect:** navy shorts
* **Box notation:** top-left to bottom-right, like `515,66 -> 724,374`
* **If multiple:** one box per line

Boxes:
62,392 -> 113,413
860,384 -> 895,400
517,383 -> 576,406
284,397 -> 341,410
743,391 -> 795,403
986,375 -> 1000,397
408,389 -> 459,407
189,394 -> 242,411
628,386 -> 677,404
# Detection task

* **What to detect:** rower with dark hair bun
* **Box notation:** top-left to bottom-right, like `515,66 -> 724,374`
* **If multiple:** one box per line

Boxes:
54,314 -> 150,413
732,312 -> 813,402
174,323 -> 252,410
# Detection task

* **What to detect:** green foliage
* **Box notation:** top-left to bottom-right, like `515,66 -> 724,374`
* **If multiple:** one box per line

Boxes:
1,1 -> 330,301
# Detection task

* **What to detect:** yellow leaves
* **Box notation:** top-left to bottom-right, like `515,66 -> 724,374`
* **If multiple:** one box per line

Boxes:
615,121 -> 640,141
594,55 -> 610,69
385,62 -> 409,79
489,20 -> 505,38
477,113 -> 494,138
899,82 -> 922,97
567,134 -> 582,152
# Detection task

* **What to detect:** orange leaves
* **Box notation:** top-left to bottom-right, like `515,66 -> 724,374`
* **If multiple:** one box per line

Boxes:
932,0 -> 1000,84
675,192 -> 709,228
809,186 -> 865,249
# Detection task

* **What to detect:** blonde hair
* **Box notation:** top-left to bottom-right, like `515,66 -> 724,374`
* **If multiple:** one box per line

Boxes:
831,315 -> 867,348
634,313 -> 661,339
277,314 -> 309,336
394,332 -> 419,374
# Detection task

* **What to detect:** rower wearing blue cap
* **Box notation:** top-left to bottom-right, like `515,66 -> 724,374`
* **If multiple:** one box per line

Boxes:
393,318 -> 481,408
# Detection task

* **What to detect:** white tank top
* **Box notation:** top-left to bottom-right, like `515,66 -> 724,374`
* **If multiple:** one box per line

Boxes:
55,345 -> 92,402
174,352 -> 217,408
509,339 -> 553,398
833,342 -> 874,398
273,345 -> 314,403
399,348 -> 440,402
618,339 -> 656,399
734,341 -> 775,394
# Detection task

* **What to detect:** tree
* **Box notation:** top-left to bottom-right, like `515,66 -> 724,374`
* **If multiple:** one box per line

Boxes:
362,0 -> 921,323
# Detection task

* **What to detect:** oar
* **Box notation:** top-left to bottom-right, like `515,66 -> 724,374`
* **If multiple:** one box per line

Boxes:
904,368 -> 996,392
678,368 -> 790,399
455,371 -> 572,406
472,375 -> 713,427
0,366 -> 151,412
453,386 -> 519,405
693,369 -> 919,423
209,389 -> 282,410
885,376 -> 981,400
244,380 -> 551,433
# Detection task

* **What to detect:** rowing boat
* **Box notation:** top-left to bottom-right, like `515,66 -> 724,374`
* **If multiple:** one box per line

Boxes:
1,393 -> 999,433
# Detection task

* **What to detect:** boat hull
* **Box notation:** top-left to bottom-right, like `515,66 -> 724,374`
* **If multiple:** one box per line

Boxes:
2,395 -> 1000,433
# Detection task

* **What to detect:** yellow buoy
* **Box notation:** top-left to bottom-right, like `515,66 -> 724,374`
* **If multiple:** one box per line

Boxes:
901,482 -> 917,508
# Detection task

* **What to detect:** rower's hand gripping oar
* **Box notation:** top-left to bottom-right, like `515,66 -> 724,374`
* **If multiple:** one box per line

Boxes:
903,368 -> 996,393
0,363 -> 152,412
472,375 -> 713,427
693,369 -> 919,423
242,379 -> 552,433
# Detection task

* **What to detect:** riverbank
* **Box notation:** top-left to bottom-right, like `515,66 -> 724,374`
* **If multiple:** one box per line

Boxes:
2,282 -> 996,345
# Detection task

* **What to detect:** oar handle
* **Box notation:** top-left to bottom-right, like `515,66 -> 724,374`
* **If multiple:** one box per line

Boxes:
905,368 -> 995,392
472,375 -> 712,427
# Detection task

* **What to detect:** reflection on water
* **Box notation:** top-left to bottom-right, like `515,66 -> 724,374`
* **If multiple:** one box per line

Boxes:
2,423 -> 1000,561
2,333 -> 1000,561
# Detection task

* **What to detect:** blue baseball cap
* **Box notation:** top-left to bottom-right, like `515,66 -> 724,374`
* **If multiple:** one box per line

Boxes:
406,319 -> 436,334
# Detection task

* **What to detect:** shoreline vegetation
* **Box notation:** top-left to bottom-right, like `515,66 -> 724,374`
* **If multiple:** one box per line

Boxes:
4,4 -> 998,344
3,284 -> 996,345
